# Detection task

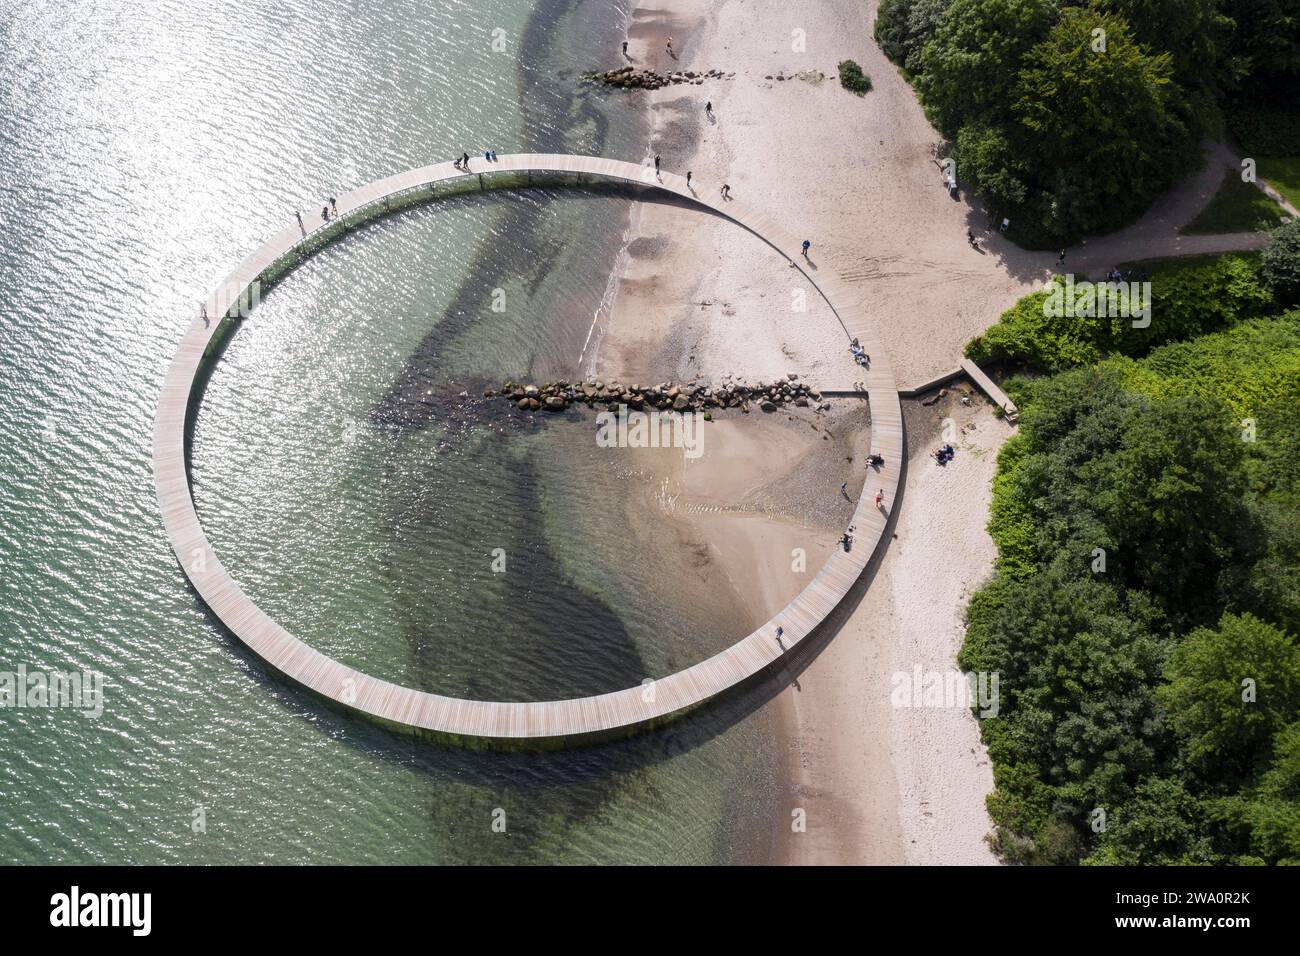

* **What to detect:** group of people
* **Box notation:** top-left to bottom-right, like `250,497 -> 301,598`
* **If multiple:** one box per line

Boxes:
453,150 -> 501,171
1104,267 -> 1150,283
619,37 -> 688,64
295,198 -> 338,231
850,338 -> 869,367
933,443 -> 955,465
829,470 -> 888,553
652,153 -> 732,200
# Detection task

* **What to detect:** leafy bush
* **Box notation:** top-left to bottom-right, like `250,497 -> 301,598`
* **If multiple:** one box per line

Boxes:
1106,312 -> 1300,421
1229,102 -> 1300,156
874,0 -> 954,75
837,59 -> 872,95
966,254 -> 1277,371
1085,777 -> 1218,865
954,123 -> 1029,210
984,434 -> 1036,577
1261,220 -> 1300,306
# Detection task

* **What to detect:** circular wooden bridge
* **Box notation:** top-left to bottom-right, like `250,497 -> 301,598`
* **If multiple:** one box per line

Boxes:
154,153 -> 904,747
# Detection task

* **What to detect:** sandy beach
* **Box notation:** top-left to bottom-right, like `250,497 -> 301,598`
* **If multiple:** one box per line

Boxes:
584,0 -> 1037,863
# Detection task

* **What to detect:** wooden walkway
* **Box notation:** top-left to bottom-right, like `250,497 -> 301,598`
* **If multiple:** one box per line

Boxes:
959,358 -> 1018,421
153,153 -> 904,747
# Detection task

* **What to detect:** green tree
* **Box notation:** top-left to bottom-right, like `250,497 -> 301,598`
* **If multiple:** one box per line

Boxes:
1220,0 -> 1300,99
1064,395 -> 1259,626
1245,397 -> 1300,636
972,569 -> 1168,841
1006,376 -> 1258,625
1085,776 -> 1219,864
875,0 -> 954,75
918,0 -> 1057,134
1160,613 -> 1300,783
1091,0 -> 1229,104
954,123 -> 1031,211
1236,721 -> 1300,862
1011,9 -> 1191,238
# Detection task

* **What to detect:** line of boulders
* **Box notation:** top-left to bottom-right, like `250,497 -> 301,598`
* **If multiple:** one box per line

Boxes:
583,66 -> 731,90
763,69 -> 827,83
486,374 -> 826,416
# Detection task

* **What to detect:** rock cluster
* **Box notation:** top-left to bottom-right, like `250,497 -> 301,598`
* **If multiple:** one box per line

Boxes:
584,66 -> 730,90
486,375 -> 824,415
763,69 -> 827,83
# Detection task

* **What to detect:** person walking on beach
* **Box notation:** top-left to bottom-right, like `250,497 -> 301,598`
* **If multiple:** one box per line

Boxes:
462,152 -> 470,168
666,36 -> 674,57
705,101 -> 713,116
321,204 -> 329,221
721,183 -> 731,199
622,40 -> 628,58
840,481 -> 848,498
330,197 -> 338,215
654,153 -> 660,174
801,239 -> 811,258
686,170 -> 692,188
875,488 -> 884,509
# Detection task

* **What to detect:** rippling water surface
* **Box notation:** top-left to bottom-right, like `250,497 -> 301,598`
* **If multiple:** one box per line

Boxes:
0,0 -> 780,864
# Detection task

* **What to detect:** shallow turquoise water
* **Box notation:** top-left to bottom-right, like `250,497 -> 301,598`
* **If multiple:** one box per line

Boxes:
0,0 -> 781,864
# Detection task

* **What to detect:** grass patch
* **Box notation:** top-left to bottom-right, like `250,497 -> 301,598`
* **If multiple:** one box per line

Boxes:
1183,168 -> 1286,234
837,59 -> 871,95
1259,156 -> 1300,211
